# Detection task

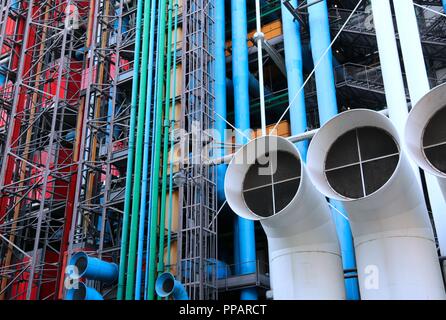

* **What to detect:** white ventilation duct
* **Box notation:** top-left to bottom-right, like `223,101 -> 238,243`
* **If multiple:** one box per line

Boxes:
307,109 -> 445,300
405,83 -> 446,200
224,135 -> 345,300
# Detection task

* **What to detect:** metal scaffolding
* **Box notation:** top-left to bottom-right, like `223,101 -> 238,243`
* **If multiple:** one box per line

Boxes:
0,0 -> 87,300
65,0 -> 136,299
0,0 -> 445,301
178,0 -> 218,300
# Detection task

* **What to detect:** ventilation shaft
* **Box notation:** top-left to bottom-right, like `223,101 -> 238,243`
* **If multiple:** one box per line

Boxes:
307,109 -> 446,300
405,83 -> 446,200
224,135 -> 345,300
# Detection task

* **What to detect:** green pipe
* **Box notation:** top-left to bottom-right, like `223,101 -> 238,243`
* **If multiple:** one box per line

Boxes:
117,0 -> 144,300
157,0 -> 174,277
166,0 -> 179,272
147,0 -> 168,300
247,0 -> 281,23
125,0 -> 152,300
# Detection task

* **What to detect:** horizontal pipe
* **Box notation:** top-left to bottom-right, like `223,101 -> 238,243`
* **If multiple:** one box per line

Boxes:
70,252 -> 118,283
65,282 -> 104,300
209,109 -> 389,165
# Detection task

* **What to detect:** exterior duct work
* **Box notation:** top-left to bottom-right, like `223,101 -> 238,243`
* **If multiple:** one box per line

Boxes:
405,83 -> 446,200
69,252 -> 118,283
65,282 -> 104,301
307,109 -> 446,300
155,273 -> 189,300
224,135 -> 345,300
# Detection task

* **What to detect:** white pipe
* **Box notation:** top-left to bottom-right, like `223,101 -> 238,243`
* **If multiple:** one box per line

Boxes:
371,0 -> 408,135
393,0 -> 446,256
307,109 -> 445,300
224,135 -> 345,300
405,83 -> 446,201
254,0 -> 266,136
393,0 -> 430,103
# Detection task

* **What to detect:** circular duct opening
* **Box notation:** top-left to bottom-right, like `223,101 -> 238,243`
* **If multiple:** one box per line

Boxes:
422,105 -> 446,174
74,255 -> 88,276
324,126 -> 400,199
242,150 -> 301,217
72,283 -> 87,300
162,278 -> 175,294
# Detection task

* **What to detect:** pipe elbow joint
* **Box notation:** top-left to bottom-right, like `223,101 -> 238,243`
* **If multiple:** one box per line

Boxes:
155,272 -> 189,300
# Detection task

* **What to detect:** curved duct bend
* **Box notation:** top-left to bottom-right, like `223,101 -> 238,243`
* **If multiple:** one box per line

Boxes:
65,282 -> 104,300
155,273 -> 189,300
70,252 -> 118,283
225,135 -> 345,300
307,109 -> 446,300
405,83 -> 446,200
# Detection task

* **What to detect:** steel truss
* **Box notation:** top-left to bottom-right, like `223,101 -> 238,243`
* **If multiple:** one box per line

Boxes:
178,0 -> 218,300
0,0 -> 88,300
65,0 -> 136,299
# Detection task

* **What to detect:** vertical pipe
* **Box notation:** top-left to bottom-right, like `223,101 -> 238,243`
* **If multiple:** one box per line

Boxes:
125,0 -> 152,299
308,0 -> 337,123
254,0 -> 266,135
393,0 -> 446,255
144,0 -> 164,299
147,0 -> 168,300
443,0 -> 446,12
166,0 -> 179,271
370,0 -> 407,133
158,0 -> 174,276
117,0 -> 143,300
307,0 -> 359,300
215,0 -> 227,204
280,0 -> 307,159
0,65 -> 5,86
231,0 -> 257,300
135,0 -> 157,300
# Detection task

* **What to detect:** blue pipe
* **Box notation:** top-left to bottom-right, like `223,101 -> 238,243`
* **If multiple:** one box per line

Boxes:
248,73 -> 273,98
307,0 -> 359,300
155,272 -> 189,300
106,88 -> 115,144
11,0 -> 18,10
144,0 -> 164,299
65,282 -> 104,300
0,64 -> 6,86
216,0 -> 227,204
281,0 -> 308,159
65,130 -> 76,142
208,259 -> 231,279
233,215 -> 240,275
136,0 -> 157,300
114,7 -> 129,34
231,0 -> 257,300
443,0 -> 446,12
181,259 -> 231,280
69,252 -> 118,283
226,74 -> 273,100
